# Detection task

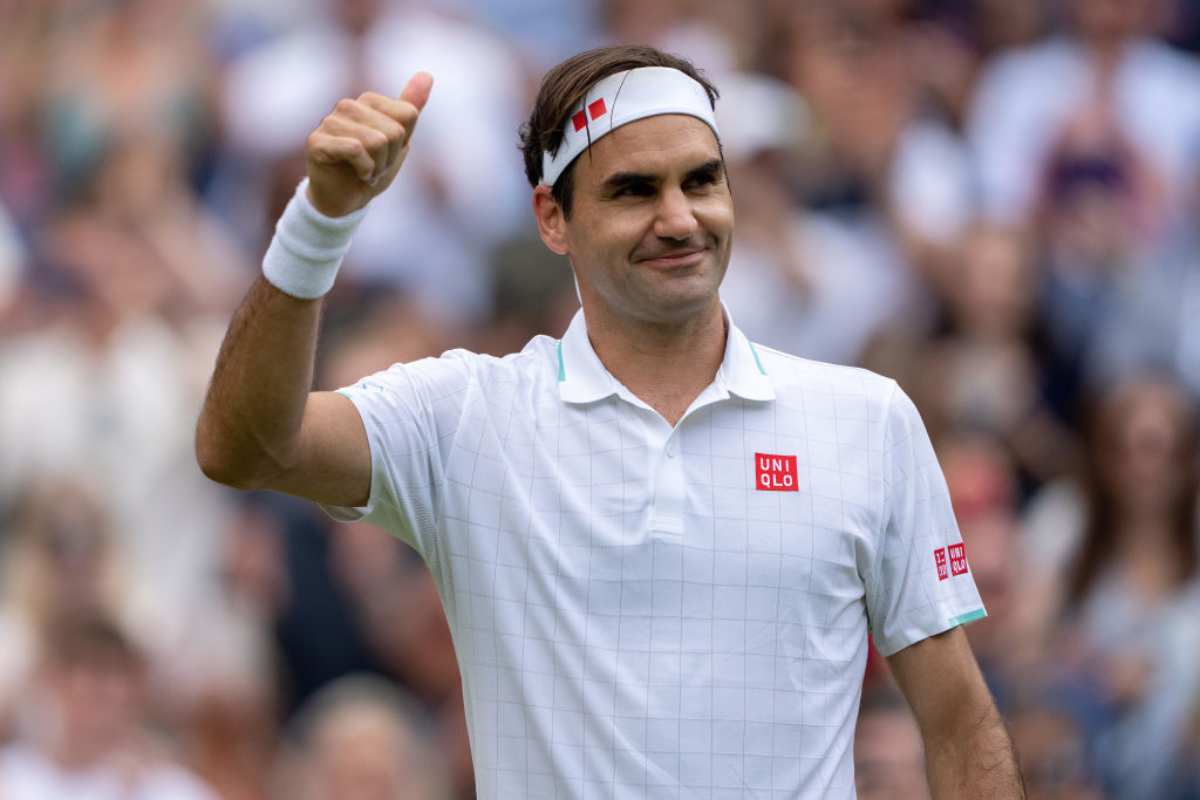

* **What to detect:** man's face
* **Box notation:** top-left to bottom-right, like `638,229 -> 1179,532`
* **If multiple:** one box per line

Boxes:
552,114 -> 734,326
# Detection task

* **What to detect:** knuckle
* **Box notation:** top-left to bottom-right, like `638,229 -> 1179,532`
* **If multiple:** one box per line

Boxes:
358,91 -> 386,108
334,97 -> 357,115
365,129 -> 388,153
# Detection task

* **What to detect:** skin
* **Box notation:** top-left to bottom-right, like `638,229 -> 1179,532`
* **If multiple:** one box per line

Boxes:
889,627 -> 1026,799
195,70 -> 1023,798
533,114 -> 733,424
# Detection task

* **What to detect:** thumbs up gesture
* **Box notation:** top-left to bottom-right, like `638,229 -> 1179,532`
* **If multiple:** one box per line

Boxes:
305,72 -> 434,218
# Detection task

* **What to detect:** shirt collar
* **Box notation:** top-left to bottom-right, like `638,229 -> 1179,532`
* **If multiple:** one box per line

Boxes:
556,304 -> 775,405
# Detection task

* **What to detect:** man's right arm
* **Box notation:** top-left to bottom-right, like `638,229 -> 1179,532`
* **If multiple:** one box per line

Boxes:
195,73 -> 434,506
195,277 -> 371,505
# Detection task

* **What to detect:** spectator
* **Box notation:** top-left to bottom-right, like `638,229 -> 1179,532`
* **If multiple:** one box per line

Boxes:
916,222 -> 1079,487
4,1 -> 1200,795
0,145 -> 242,658
1087,213 -> 1200,399
1025,375 -> 1200,798
1007,690 -> 1104,800
0,480 -> 141,731
717,70 -> 915,365
969,0 -> 1200,236
274,674 -> 452,799
0,614 -> 217,800
779,1 -> 975,282
854,684 -> 927,800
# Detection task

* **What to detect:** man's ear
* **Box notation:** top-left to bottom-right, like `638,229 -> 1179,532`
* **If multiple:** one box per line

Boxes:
533,185 -> 569,256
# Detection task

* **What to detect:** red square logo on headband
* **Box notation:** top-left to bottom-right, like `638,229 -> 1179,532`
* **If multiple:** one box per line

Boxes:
573,99 -> 608,132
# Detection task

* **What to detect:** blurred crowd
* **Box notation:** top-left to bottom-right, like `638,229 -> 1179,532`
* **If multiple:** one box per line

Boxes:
0,0 -> 1199,797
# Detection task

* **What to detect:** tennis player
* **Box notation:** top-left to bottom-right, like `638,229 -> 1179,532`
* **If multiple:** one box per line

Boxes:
197,45 -> 1024,799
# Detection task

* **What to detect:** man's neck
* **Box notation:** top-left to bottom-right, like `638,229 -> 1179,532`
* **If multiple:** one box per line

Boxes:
583,298 -> 727,426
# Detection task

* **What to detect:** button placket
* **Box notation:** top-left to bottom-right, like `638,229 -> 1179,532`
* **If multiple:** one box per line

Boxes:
651,429 -> 685,533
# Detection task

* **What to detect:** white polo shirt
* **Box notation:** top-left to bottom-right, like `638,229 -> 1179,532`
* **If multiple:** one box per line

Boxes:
326,309 -> 985,799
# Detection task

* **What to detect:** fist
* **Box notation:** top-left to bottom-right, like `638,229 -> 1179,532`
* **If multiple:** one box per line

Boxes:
305,72 -> 434,218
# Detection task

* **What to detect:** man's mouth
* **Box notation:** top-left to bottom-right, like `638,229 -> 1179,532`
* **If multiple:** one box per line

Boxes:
637,247 -> 707,268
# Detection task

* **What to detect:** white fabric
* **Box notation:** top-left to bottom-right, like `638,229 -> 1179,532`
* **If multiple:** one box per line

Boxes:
968,37 -> 1200,226
323,309 -> 984,798
0,319 -> 235,655
262,179 -> 366,299
540,67 -> 720,187
258,178 -> 360,299
0,745 -> 216,800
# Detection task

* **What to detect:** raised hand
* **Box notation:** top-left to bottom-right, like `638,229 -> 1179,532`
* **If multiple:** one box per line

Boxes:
304,71 -> 434,218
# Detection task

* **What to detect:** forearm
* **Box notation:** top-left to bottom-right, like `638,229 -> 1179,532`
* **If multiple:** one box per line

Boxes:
197,77 -> 429,494
195,276 -> 322,487
924,703 -> 1025,800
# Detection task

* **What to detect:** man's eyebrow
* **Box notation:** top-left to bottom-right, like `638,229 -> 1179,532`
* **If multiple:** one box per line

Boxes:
686,159 -> 724,180
600,159 -> 725,192
601,170 -> 657,193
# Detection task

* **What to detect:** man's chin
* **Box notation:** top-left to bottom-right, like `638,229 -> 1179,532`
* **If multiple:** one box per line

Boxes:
630,279 -> 720,324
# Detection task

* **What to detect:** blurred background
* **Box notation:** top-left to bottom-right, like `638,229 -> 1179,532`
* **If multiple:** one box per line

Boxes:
0,0 -> 1199,797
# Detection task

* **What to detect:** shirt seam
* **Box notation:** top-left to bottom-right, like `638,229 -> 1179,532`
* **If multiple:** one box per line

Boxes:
866,379 -> 903,633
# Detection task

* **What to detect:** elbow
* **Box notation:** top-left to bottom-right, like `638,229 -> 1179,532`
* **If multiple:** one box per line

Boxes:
195,424 -> 267,491
196,442 -> 255,490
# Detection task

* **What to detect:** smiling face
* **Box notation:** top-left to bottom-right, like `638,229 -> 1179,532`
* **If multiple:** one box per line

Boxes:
535,114 -> 734,327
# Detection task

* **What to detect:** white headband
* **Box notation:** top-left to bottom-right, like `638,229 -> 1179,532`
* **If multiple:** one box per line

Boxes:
539,66 -> 720,188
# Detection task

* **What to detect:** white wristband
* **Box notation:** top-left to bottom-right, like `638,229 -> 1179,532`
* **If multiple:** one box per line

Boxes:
262,178 -> 368,299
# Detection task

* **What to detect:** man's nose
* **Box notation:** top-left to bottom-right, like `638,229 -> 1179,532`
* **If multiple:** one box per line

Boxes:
652,185 -> 699,241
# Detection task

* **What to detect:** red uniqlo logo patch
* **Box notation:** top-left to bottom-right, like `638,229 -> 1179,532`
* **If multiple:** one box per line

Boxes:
948,543 -> 969,576
933,547 -> 948,581
572,98 -> 609,132
755,453 -> 798,492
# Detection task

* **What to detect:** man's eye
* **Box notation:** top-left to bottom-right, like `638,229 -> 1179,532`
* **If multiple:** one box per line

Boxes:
686,173 -> 717,189
614,184 -> 654,198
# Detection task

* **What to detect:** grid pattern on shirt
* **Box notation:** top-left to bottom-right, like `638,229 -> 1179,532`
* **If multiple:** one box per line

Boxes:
328,333 -> 985,800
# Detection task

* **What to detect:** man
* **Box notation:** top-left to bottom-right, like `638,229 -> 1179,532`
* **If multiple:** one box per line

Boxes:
197,45 -> 1024,798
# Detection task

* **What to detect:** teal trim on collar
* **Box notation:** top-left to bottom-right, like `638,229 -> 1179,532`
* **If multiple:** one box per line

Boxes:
558,310 -> 620,404
950,609 -> 987,626
557,306 -> 774,404
748,342 -> 767,376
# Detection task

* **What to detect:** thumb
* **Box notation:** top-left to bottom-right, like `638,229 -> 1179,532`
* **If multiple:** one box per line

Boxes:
399,71 -> 434,112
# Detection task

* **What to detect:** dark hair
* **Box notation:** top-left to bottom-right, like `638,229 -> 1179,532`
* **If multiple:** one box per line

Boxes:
518,45 -> 719,219
1064,377 -> 1200,609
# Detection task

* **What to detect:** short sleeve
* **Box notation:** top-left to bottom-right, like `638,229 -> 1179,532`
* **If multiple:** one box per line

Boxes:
864,383 -> 987,656
319,350 -> 475,564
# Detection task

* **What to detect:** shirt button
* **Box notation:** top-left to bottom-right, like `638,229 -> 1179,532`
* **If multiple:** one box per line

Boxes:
666,440 -> 676,458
